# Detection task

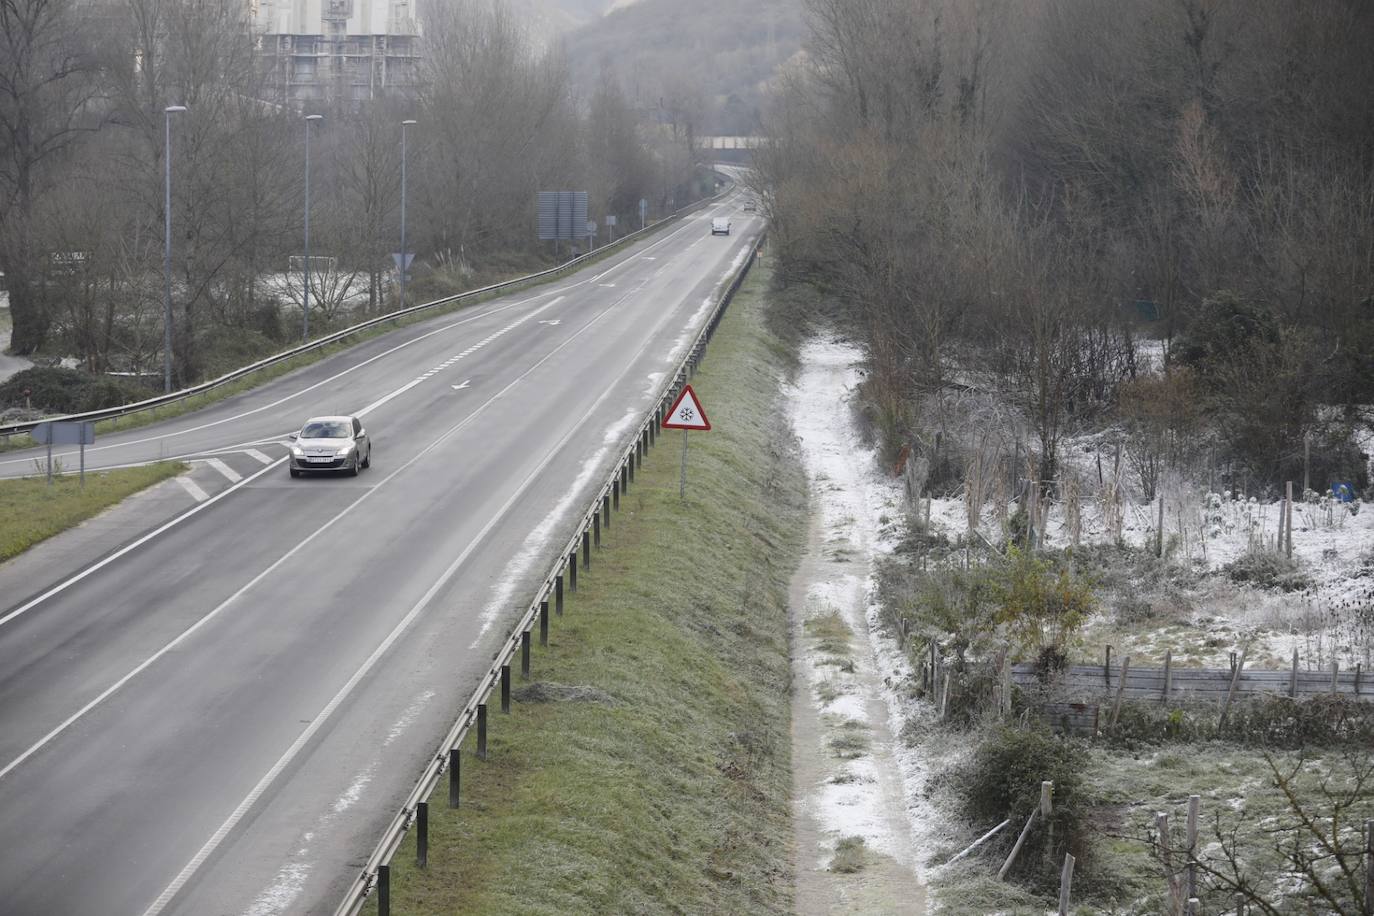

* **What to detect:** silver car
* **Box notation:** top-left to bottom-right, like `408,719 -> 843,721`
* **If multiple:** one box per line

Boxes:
288,415 -> 372,477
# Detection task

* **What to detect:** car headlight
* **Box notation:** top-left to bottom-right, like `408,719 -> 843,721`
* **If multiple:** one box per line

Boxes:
290,446 -> 304,457
336,444 -> 356,457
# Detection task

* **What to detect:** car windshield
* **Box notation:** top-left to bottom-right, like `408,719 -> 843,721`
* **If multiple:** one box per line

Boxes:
301,420 -> 350,439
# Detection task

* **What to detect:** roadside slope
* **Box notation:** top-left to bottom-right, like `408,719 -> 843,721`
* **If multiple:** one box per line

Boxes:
378,262 -> 806,914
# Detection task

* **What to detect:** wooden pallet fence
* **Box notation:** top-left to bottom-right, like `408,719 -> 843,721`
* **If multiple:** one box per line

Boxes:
1014,660 -> 1371,703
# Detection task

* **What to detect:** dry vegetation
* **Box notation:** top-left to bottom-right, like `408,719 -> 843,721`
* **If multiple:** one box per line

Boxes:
755,1 -> 1374,911
0,0 -> 710,397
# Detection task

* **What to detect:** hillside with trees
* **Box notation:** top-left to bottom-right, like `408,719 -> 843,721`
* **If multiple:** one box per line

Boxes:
0,0 -> 707,401
560,0 -> 805,136
757,0 -> 1374,494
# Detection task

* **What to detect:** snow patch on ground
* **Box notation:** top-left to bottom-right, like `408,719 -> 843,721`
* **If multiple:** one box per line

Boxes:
471,407 -> 641,646
789,337 -> 951,889
241,687 -> 436,915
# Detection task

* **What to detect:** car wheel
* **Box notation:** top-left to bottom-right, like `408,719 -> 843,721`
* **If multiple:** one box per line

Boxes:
362,447 -> 371,469
349,454 -> 360,477
289,467 -> 300,478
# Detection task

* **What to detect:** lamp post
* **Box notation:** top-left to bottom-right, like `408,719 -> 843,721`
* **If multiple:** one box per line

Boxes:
303,113 -> 323,341
399,119 -> 416,310
163,105 -> 187,394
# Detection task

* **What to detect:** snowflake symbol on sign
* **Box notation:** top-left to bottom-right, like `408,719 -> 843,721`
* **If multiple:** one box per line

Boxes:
679,407 -> 695,422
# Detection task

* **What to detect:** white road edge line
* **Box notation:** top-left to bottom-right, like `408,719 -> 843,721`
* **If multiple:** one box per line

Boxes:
175,476 -> 209,503
138,272 -> 654,916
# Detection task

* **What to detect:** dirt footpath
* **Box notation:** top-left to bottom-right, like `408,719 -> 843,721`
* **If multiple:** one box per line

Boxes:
787,338 -> 927,915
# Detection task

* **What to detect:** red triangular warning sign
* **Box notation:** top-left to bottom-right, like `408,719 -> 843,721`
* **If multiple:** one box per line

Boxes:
662,384 -> 711,430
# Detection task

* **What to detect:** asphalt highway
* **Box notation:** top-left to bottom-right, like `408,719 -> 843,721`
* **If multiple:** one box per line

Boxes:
0,193 -> 761,915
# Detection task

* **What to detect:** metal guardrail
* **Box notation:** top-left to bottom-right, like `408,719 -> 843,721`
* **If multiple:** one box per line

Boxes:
0,182 -> 734,441
332,232 -> 762,916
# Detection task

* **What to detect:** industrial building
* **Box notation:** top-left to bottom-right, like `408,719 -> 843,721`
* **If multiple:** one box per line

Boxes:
252,0 -> 422,107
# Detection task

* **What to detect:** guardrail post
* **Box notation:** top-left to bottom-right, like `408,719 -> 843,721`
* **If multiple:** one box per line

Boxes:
628,455 -> 635,484
555,578 -> 564,616
569,552 -> 577,591
476,703 -> 488,759
650,414 -> 657,445
613,479 -> 620,511
603,494 -> 611,529
521,630 -> 531,677
416,801 -> 428,868
582,530 -> 591,570
377,864 -> 390,916
540,600 -> 550,644
448,748 -> 460,808
594,511 -> 601,548
501,664 -> 511,713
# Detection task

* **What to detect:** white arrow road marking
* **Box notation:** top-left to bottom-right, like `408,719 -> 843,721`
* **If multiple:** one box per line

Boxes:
451,380 -> 471,391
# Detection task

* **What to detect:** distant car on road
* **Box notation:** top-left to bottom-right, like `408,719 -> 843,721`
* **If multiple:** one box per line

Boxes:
289,415 -> 371,477
742,200 -> 757,212
711,217 -> 731,236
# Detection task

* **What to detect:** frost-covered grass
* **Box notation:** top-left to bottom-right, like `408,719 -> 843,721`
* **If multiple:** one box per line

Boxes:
373,257 -> 807,915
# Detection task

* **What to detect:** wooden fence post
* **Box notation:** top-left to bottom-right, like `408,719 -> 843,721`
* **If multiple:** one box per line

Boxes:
1218,645 -> 1248,730
1285,481 -> 1294,558
1163,649 -> 1173,702
1157,496 -> 1165,558
1042,781 -> 1055,866
1058,853 -> 1076,916
1363,819 -> 1372,916
1332,661 -> 1341,693
1186,795 -> 1200,900
998,809 -> 1038,880
1290,647 -> 1299,698
1105,645 -> 1113,686
1109,656 -> 1131,729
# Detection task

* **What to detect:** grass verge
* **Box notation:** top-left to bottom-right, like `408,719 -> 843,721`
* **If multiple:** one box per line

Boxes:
0,461 -> 186,561
372,260 -> 806,915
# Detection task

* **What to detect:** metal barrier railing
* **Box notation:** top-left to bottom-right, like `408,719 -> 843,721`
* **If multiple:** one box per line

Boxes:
333,233 -> 762,916
0,183 -> 734,441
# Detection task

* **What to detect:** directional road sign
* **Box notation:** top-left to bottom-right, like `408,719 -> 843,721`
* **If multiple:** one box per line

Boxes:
662,385 -> 711,430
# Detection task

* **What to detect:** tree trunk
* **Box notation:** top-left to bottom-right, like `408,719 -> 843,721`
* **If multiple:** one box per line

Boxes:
4,266 -> 49,355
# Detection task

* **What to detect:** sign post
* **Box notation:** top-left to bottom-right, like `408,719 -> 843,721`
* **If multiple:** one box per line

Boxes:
32,421 -> 95,487
661,385 -> 711,500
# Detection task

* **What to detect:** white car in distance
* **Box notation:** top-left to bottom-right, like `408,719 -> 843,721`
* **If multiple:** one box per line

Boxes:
711,217 -> 731,236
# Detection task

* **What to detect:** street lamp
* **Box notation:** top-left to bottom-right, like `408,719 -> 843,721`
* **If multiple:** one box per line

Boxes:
399,119 -> 416,311
163,104 -> 187,394
303,113 -> 323,341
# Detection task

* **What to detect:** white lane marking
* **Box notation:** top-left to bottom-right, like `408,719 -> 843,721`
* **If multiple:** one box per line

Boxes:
137,270 -> 645,916
244,449 -> 273,465
451,380 -> 471,391
355,379 -> 423,418
598,283 -> 616,288
205,458 -> 242,483
176,476 -> 209,503
538,319 -> 561,326
0,458 -> 286,633
0,294 -> 564,470
0,217 -> 731,633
